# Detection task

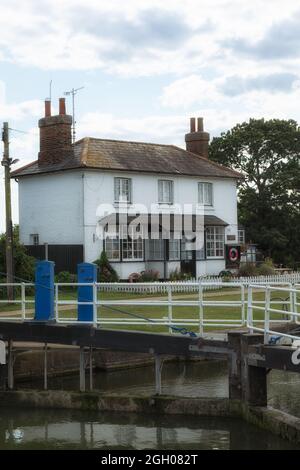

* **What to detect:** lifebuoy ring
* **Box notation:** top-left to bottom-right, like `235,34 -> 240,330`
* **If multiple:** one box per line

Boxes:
229,247 -> 239,262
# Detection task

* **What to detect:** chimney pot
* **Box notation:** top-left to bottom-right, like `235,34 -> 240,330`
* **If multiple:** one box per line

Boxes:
59,97 -> 66,115
197,117 -> 204,132
45,100 -> 51,117
190,117 -> 196,133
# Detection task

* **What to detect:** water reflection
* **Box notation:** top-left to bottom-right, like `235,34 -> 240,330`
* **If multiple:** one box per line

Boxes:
0,409 -> 297,450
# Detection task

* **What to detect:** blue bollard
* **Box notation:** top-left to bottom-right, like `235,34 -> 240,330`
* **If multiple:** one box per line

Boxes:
77,263 -> 97,322
34,260 -> 55,321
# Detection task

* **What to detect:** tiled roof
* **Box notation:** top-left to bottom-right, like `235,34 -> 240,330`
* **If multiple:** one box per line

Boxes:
11,137 -> 241,179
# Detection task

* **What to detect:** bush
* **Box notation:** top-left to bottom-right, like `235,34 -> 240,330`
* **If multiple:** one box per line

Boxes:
238,262 -> 258,277
55,271 -> 77,284
169,268 -> 192,281
219,270 -> 233,281
93,251 -> 119,282
139,270 -> 160,282
257,258 -> 275,275
0,225 -> 35,282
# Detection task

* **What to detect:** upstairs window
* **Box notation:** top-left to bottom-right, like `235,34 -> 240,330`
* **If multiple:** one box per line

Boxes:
198,182 -> 213,206
158,180 -> 174,204
114,177 -> 132,204
238,229 -> 245,244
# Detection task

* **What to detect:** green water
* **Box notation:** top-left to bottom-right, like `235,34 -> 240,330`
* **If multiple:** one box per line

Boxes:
1,360 -> 299,450
0,408 -> 297,450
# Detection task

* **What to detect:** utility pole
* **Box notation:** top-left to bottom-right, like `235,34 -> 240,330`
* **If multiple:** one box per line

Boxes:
1,123 -> 14,300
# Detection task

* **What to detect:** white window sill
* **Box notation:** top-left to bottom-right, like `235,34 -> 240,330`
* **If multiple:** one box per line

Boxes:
206,257 -> 225,260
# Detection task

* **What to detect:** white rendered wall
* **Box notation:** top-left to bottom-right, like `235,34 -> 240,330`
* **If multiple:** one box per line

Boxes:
82,170 -> 238,265
18,172 -> 84,245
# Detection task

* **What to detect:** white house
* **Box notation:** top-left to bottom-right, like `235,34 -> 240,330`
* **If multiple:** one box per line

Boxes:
12,98 -> 241,278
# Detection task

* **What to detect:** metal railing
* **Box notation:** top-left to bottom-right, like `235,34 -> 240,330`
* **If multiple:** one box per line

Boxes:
0,281 -> 299,340
54,281 -> 246,334
247,283 -> 300,343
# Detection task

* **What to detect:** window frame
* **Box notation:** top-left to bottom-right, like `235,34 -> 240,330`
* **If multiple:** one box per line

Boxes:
198,182 -> 213,206
114,177 -> 132,204
105,234 -> 121,261
147,239 -> 165,261
158,179 -> 174,205
30,234 -> 39,246
168,237 -> 181,261
121,226 -> 144,262
206,226 -> 225,259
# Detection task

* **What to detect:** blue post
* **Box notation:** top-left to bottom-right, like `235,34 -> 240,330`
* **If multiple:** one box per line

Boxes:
77,263 -> 97,322
34,260 -> 55,321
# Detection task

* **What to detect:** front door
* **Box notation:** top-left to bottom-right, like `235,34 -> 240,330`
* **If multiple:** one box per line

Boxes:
180,238 -> 196,277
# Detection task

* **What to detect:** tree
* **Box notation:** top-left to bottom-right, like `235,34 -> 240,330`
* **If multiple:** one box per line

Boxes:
93,251 -> 119,282
0,225 -> 35,281
209,118 -> 300,266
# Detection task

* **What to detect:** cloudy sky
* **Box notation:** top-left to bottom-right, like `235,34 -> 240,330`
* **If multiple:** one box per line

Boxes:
1,0 -> 300,231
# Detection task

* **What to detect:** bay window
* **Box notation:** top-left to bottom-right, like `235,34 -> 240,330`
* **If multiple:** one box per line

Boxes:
206,226 -> 225,258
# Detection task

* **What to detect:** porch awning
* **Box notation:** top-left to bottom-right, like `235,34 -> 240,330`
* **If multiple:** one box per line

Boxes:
97,213 -> 228,229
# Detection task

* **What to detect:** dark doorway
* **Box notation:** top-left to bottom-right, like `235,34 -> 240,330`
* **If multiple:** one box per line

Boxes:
180,238 -> 196,277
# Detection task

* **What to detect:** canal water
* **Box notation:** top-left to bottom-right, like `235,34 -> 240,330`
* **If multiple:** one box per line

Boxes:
1,360 -> 299,450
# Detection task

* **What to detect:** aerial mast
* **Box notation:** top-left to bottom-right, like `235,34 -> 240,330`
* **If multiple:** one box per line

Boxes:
64,86 -> 84,144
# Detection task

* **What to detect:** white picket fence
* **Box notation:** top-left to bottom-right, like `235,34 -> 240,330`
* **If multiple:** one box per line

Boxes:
98,272 -> 300,294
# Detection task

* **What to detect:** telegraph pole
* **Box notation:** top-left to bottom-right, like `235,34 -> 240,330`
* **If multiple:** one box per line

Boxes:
1,123 -> 14,300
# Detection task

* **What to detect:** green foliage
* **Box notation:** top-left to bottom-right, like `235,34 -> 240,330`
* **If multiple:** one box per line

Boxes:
0,225 -> 35,282
169,268 -> 192,281
209,118 -> 300,265
55,271 -> 77,284
93,251 -> 119,282
139,270 -> 160,282
238,263 -> 258,277
256,259 -> 275,276
219,270 -> 233,281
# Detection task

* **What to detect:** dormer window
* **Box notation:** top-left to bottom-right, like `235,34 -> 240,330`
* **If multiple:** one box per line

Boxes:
114,177 -> 132,204
198,182 -> 213,206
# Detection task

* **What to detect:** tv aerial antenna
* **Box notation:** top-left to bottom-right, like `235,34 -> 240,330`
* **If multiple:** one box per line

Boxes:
64,86 -> 84,143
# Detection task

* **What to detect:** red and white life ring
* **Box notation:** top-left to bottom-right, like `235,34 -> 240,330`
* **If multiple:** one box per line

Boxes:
229,247 -> 239,262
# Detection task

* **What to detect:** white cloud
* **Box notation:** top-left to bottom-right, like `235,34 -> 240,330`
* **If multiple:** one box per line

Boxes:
0,0 -> 300,76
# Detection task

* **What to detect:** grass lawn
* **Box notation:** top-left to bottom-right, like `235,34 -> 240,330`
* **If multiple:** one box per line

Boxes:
0,286 -> 297,335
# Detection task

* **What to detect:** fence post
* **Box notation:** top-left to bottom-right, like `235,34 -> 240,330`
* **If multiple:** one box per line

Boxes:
241,283 -> 245,326
289,283 -> 296,324
55,283 -> 59,322
21,282 -> 26,321
93,282 -> 98,328
168,285 -> 173,334
247,285 -> 253,333
264,286 -> 271,344
198,281 -> 204,336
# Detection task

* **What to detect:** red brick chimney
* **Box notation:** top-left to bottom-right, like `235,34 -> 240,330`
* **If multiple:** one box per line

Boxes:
185,117 -> 210,159
38,98 -> 73,166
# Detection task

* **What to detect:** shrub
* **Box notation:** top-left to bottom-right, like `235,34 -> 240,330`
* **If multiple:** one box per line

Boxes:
128,272 -> 141,283
55,271 -> 77,284
93,251 -> 119,282
0,225 -> 35,282
169,268 -> 192,281
238,262 -> 258,277
219,270 -> 233,281
139,269 -> 160,282
257,258 -> 275,276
